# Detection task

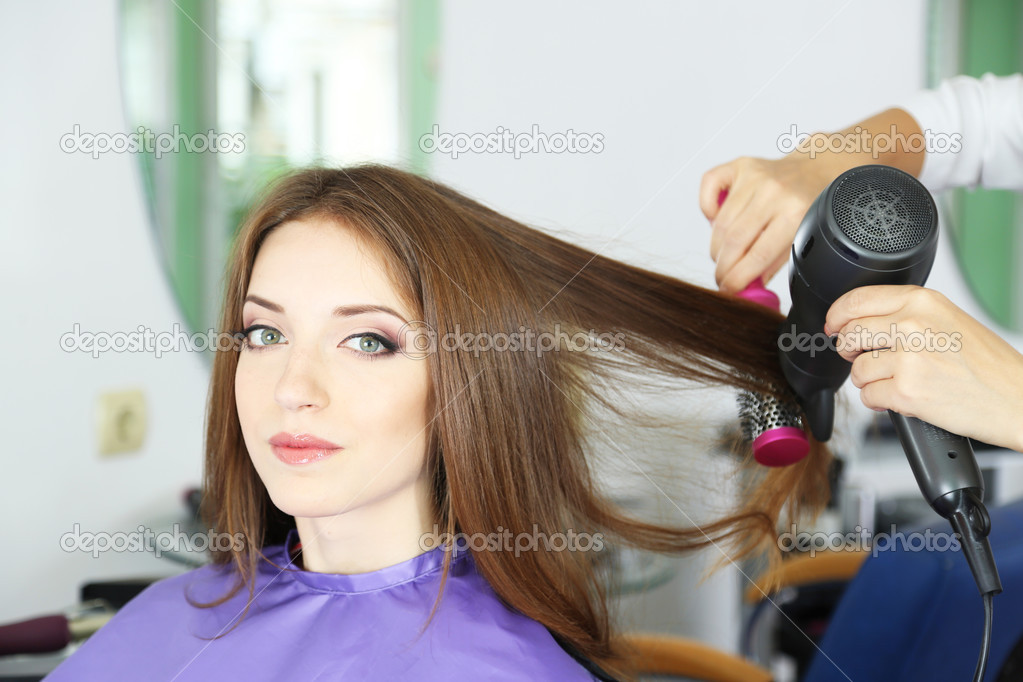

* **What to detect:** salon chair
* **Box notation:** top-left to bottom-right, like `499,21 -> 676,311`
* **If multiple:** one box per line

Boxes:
622,497 -> 1023,681
621,547 -> 867,681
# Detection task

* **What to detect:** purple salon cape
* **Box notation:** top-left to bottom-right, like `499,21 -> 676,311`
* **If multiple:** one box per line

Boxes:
44,530 -> 602,680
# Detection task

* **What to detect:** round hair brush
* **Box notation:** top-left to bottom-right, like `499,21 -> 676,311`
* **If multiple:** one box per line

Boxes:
716,190 -> 809,466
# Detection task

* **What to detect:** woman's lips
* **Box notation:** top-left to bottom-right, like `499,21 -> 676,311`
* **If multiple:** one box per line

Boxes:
271,444 -> 341,465
269,433 -> 342,465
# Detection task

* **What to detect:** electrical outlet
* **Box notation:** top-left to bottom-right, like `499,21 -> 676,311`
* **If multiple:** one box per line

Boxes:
97,389 -> 147,456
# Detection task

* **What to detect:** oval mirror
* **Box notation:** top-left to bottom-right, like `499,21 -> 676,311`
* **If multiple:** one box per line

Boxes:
117,0 -> 429,357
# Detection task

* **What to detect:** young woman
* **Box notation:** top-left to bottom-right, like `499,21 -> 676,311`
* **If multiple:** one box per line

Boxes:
46,164 -> 830,681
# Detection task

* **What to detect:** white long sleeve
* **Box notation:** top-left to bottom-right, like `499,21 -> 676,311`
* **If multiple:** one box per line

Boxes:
899,72 -> 1023,192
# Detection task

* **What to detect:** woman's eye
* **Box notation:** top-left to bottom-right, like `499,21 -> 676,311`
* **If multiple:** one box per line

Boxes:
241,325 -> 285,349
343,333 -> 397,357
236,326 -> 395,357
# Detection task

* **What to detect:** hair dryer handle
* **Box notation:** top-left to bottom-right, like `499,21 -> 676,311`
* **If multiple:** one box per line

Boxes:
888,410 -> 1003,596
887,411 -> 984,507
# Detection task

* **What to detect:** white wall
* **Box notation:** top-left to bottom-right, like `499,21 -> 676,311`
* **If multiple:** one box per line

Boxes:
0,1 -> 210,623
427,0 -> 935,653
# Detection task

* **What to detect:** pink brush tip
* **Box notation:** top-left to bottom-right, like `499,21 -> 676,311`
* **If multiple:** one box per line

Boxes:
752,427 -> 810,466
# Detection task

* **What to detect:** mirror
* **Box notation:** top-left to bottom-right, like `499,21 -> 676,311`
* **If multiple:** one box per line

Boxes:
117,0 -> 425,352
926,0 -> 1022,331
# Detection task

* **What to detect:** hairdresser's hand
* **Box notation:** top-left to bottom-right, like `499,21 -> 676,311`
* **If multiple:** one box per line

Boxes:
825,284 -> 1023,452
701,109 -> 926,293
699,153 -> 839,293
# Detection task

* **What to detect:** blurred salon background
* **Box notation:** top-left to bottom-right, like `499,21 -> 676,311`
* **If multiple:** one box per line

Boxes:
2,1 -> 1022,680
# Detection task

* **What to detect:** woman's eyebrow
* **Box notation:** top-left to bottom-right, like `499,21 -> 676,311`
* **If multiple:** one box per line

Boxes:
243,295 -> 408,323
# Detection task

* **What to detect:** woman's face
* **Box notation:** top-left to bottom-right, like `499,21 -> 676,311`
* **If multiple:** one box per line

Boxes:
235,216 -> 432,522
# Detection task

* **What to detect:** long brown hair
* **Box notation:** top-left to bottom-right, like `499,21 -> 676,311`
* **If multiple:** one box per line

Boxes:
199,163 -> 831,680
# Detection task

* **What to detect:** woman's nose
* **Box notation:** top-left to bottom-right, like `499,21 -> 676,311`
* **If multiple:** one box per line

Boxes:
273,347 -> 330,411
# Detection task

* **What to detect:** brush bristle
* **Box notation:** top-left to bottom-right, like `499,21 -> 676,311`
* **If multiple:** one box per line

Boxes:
737,388 -> 803,441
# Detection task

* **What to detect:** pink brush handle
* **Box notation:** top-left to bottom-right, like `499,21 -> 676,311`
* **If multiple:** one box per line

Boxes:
716,189 -> 780,310
737,277 -> 780,311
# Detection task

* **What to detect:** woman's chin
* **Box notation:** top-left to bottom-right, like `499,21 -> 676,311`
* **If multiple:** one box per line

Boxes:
264,488 -> 350,520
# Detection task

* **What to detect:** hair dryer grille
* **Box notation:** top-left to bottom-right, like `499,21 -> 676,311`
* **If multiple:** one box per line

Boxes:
831,166 -> 934,254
